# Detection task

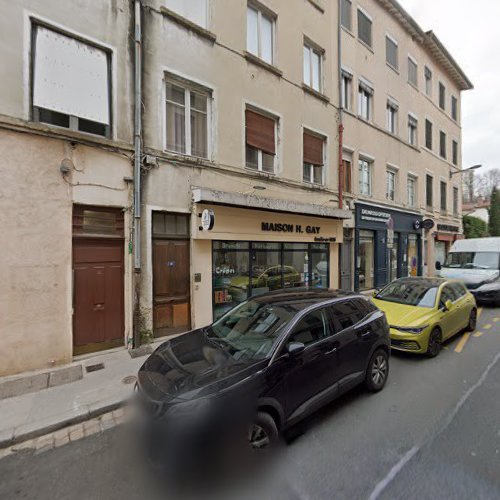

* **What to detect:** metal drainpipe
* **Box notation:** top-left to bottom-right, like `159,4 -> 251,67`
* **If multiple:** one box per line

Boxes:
337,0 -> 344,211
133,0 -> 142,348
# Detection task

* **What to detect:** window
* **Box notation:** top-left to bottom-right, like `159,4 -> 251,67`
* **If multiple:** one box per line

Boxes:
453,187 -> 459,216
426,174 -> 433,208
440,181 -> 447,212
357,9 -> 372,48
303,131 -> 324,184
303,43 -> 323,92
425,66 -> 432,96
358,230 -> 375,290
425,119 -> 433,150
245,108 -> 276,173
166,78 -> 210,158
407,176 -> 416,207
342,153 -> 352,193
330,300 -> 365,332
153,212 -> 190,238
408,57 -> 418,87
440,131 -> 446,159
451,96 -> 458,121
386,36 -> 398,70
358,81 -> 373,121
247,4 -> 274,64
341,71 -> 353,111
32,25 -> 111,137
439,82 -> 446,110
386,100 -> 398,134
359,158 -> 372,196
452,140 -> 458,165
408,114 -> 418,146
386,169 -> 396,201
341,0 -> 352,30
289,309 -> 328,346
165,0 -> 208,28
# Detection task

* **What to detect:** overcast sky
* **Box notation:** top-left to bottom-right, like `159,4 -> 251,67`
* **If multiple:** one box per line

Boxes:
399,0 -> 499,173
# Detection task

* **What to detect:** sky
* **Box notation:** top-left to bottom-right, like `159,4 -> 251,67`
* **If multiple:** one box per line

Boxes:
399,0 -> 500,173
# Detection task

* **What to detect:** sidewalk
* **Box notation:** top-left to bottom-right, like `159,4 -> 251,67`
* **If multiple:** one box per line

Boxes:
0,343 -> 160,449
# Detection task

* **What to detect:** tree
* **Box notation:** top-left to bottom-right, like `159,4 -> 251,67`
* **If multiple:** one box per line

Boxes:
489,187 -> 500,236
462,168 -> 500,203
463,215 -> 488,239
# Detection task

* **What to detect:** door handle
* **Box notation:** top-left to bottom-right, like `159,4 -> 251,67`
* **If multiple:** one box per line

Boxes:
324,346 -> 337,355
359,329 -> 371,338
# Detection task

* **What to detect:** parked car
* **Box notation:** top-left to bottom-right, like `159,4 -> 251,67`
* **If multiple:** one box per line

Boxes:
436,237 -> 500,306
372,277 -> 477,357
136,289 -> 390,457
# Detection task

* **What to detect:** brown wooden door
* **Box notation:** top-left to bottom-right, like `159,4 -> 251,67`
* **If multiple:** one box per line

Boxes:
153,239 -> 190,337
73,238 -> 124,354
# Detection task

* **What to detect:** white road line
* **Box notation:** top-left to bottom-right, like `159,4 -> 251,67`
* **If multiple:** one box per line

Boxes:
368,349 -> 500,500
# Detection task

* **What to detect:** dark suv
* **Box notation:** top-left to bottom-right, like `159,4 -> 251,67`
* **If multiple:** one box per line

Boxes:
137,289 -> 390,452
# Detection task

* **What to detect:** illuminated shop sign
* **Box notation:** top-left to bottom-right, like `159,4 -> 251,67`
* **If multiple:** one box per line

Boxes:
261,222 -> 321,234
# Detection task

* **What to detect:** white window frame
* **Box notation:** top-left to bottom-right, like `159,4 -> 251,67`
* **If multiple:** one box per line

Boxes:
357,7 -> 373,48
358,79 -> 373,121
385,34 -> 399,71
407,175 -> 417,207
341,0 -> 352,31
424,65 -> 432,97
386,168 -> 397,201
341,69 -> 353,111
358,157 -> 372,196
408,113 -> 418,146
386,99 -> 398,134
302,127 -> 326,186
247,3 -> 275,65
408,55 -> 418,88
303,41 -> 323,92
165,76 -> 212,159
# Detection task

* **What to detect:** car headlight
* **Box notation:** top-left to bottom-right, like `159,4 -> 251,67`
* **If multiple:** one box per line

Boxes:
390,325 -> 429,334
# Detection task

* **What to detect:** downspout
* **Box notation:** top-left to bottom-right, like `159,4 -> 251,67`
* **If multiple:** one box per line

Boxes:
133,0 -> 142,348
337,0 -> 344,211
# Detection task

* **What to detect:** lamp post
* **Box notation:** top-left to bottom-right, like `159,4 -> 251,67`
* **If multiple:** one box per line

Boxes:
449,164 -> 482,179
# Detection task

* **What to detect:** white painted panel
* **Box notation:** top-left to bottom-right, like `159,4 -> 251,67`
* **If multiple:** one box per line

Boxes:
33,27 -> 109,124
165,0 -> 207,28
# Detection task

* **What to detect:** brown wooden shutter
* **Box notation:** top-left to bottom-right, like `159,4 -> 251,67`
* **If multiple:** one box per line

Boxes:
303,132 -> 324,165
245,109 -> 276,155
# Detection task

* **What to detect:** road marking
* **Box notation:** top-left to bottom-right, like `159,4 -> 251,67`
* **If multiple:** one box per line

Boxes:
473,331 -> 484,338
455,333 -> 471,353
484,324 -> 492,330
368,349 -> 500,500
493,318 -> 499,323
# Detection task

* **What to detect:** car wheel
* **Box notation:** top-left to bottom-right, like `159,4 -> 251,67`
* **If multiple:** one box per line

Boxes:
466,308 -> 477,332
426,328 -> 442,358
248,412 -> 278,451
365,349 -> 389,392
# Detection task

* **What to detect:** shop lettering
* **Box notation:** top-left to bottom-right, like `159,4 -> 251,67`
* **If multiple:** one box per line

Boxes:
360,209 -> 391,223
261,222 -> 321,234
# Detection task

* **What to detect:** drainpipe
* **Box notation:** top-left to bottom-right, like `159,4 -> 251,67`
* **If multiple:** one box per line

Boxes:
133,0 -> 142,348
337,0 -> 344,211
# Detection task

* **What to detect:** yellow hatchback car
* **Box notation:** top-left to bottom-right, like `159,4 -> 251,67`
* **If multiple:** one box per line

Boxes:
372,277 -> 477,357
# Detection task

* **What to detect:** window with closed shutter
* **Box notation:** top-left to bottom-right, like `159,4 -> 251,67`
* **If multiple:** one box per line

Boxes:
425,119 -> 433,150
357,9 -> 372,47
386,36 -> 398,70
341,0 -> 352,30
408,57 -> 418,87
303,131 -> 324,184
245,109 -> 276,173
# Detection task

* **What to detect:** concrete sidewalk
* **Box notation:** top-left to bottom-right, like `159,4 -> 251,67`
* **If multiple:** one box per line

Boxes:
0,344 -> 158,449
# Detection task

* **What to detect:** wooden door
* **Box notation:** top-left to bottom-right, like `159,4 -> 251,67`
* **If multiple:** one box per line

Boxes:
153,239 -> 190,337
73,238 -> 124,355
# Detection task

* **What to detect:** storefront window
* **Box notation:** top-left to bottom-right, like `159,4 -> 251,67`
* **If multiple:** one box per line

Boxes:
408,234 -> 418,276
389,233 -> 399,282
358,230 -> 375,290
212,242 -> 330,320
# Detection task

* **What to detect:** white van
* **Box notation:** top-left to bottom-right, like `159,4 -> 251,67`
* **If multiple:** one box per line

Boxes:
436,237 -> 500,305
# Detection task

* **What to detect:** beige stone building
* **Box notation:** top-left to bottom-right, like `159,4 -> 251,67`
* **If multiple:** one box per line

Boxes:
0,0 -> 472,376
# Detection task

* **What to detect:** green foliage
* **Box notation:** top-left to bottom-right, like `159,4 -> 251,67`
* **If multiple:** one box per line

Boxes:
489,187 -> 500,236
463,215 -> 488,239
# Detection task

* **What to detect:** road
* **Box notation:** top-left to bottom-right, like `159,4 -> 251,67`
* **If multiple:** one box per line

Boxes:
1,306 -> 500,500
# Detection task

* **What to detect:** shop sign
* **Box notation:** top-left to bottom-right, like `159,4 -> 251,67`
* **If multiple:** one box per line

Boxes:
437,224 -> 459,233
201,209 -> 215,231
360,208 -> 391,223
422,219 -> 435,230
261,222 -> 321,234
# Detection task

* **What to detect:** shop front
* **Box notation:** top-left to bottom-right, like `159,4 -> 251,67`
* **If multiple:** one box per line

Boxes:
433,223 -> 463,268
191,200 -> 347,323
354,203 -> 423,291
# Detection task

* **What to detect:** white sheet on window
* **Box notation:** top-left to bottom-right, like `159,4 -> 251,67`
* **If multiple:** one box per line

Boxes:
33,26 -> 109,124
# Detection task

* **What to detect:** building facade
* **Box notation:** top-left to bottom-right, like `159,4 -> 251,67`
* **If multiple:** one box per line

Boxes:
0,0 -> 472,377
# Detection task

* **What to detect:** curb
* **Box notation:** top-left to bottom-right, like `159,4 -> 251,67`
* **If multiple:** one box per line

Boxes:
0,400 -> 126,449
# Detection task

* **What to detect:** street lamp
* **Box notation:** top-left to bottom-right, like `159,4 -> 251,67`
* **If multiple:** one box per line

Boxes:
449,164 -> 482,179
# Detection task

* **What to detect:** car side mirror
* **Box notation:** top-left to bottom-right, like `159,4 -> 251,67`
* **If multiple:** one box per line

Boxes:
286,342 -> 305,356
372,290 -> 378,298
435,261 -> 442,271
444,299 -> 453,311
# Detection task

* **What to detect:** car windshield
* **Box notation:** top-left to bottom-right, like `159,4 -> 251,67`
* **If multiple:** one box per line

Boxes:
375,281 -> 439,308
443,252 -> 500,270
204,299 -> 295,360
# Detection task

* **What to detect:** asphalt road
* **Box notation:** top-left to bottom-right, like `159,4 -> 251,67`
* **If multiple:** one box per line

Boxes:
1,306 -> 500,500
